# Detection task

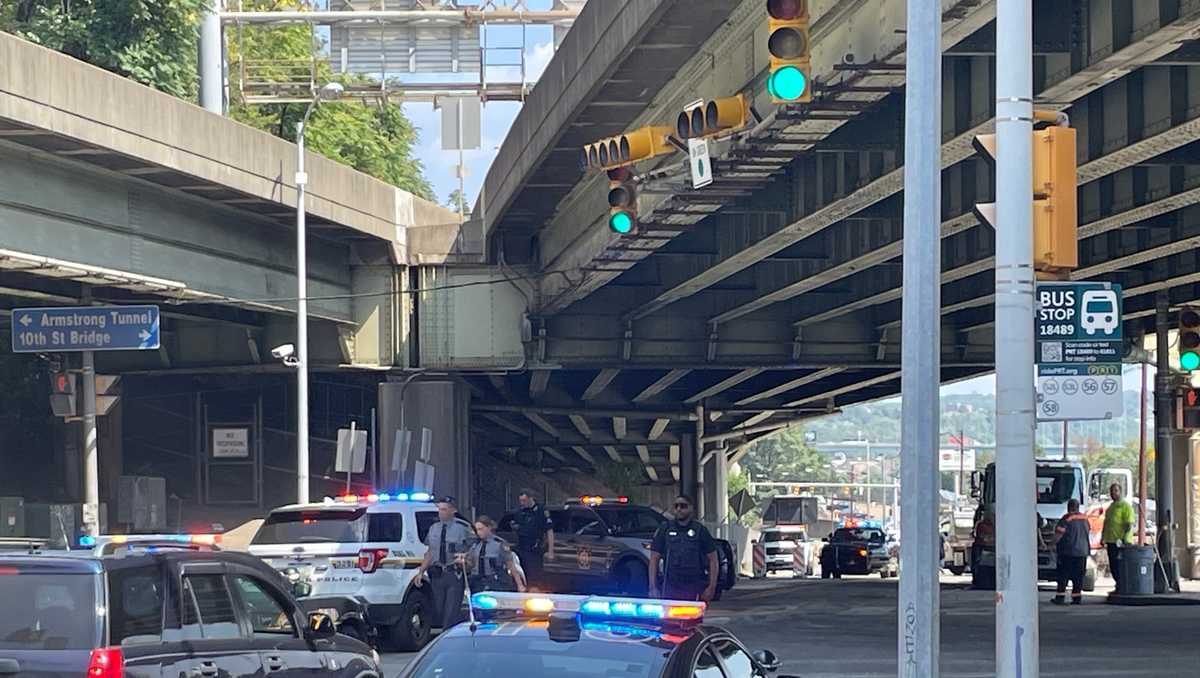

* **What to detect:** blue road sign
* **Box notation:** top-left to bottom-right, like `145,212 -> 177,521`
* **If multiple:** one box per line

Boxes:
11,305 -> 160,353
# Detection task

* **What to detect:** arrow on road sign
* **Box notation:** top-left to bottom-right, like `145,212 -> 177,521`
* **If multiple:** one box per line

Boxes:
138,330 -> 151,341
19,314 -> 30,327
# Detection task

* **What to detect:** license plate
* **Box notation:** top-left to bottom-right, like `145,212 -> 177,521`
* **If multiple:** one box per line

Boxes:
953,552 -> 964,566
331,559 -> 355,569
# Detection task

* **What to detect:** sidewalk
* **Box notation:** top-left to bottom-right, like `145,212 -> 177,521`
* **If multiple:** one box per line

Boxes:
1106,575 -> 1200,606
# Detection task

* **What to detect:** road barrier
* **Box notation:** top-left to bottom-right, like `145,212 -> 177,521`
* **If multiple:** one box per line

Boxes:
793,543 -> 807,578
752,542 -> 766,578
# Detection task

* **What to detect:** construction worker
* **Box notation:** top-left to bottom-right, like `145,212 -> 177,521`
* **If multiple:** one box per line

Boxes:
414,496 -> 472,629
513,489 -> 555,586
1101,482 -> 1135,591
1052,498 -> 1091,605
649,494 -> 719,602
467,515 -> 526,593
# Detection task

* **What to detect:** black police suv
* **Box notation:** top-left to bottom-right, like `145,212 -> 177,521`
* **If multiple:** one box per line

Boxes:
399,592 -> 797,678
499,498 -> 737,597
0,550 -> 381,678
819,526 -> 897,578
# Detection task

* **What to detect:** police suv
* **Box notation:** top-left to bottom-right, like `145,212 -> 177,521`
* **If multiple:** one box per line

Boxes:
249,491 -> 464,651
499,497 -> 736,598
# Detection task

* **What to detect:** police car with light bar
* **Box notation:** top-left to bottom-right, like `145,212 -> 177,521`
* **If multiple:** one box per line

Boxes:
499,496 -> 737,598
399,592 -> 795,678
249,490 -> 465,651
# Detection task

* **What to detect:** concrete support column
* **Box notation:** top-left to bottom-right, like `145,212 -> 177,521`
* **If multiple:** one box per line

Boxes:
702,445 -> 728,537
351,262 -> 399,366
1189,438 -> 1200,579
679,434 -> 699,506
378,379 -> 472,514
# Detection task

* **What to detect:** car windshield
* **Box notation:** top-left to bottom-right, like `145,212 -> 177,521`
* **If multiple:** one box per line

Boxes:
594,507 -> 664,536
833,528 -> 883,543
251,508 -> 368,544
0,571 -> 99,650
406,630 -> 672,678
1036,470 -> 1077,504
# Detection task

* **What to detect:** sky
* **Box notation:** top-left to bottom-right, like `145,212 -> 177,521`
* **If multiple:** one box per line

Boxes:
399,4 -> 559,208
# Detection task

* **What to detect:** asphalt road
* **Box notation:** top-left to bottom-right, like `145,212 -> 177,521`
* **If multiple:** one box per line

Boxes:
380,575 -> 1200,677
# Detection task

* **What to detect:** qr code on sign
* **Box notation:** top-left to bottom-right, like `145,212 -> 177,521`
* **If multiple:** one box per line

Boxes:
1041,342 -> 1063,363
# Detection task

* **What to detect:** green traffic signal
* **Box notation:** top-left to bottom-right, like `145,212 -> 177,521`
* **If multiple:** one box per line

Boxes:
768,65 -> 808,101
1183,351 -> 1200,371
609,211 -> 634,234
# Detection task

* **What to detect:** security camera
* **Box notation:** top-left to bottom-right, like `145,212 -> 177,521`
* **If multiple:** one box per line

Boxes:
271,344 -> 296,360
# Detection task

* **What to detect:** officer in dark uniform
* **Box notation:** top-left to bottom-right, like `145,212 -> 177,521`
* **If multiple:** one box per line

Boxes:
467,515 -> 526,593
414,497 -> 472,629
513,489 -> 555,586
649,494 -> 719,602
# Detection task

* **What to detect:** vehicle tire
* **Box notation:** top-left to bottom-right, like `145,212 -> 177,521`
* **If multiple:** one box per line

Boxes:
387,591 -> 432,652
972,565 -> 996,591
615,561 -> 650,597
949,565 -> 966,577
338,619 -> 368,644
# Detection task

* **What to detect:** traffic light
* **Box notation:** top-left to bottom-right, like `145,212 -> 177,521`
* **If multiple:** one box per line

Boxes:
766,0 -> 812,103
972,122 -> 1078,276
581,126 -> 674,172
676,94 -> 750,140
607,167 -> 637,235
49,367 -> 76,417
1180,307 -> 1200,371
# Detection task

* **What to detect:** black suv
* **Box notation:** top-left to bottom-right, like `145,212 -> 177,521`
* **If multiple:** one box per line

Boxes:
0,550 -> 381,678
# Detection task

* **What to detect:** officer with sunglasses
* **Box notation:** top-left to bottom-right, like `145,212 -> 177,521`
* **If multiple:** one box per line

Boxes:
648,494 -> 719,602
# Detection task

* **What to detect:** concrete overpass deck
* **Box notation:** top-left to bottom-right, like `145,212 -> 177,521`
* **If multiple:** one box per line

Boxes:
0,31 -> 459,371
467,0 -> 1200,502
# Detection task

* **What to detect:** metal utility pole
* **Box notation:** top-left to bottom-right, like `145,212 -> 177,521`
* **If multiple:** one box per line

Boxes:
899,0 -> 941,675
80,290 -> 99,538
994,0 -> 1039,674
199,0 -> 224,114
1154,293 -> 1179,589
295,116 -> 312,505
1138,362 -> 1148,546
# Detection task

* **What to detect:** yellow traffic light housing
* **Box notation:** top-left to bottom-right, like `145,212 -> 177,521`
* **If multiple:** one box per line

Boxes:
766,0 -> 812,104
582,126 -> 675,172
972,122 -> 1078,277
607,167 -> 637,235
676,94 -> 751,140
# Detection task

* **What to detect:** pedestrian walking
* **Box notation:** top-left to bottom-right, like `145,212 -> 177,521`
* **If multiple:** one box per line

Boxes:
414,496 -> 472,629
649,494 -> 719,602
467,515 -> 526,593
1052,498 -> 1091,605
1101,482 -> 1134,591
513,489 -> 555,587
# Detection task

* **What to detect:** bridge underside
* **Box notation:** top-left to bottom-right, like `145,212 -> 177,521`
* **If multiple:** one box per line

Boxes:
467,0 -> 1200,484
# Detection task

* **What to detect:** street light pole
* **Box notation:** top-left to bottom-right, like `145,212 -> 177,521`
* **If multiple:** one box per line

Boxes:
294,82 -> 343,504
994,0 -> 1039,673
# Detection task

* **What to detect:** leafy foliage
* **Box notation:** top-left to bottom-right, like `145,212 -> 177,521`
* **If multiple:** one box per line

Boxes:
737,426 -> 836,483
3,0 -> 204,99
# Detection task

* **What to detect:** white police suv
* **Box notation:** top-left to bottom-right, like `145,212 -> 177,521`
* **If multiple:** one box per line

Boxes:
249,491 -> 454,651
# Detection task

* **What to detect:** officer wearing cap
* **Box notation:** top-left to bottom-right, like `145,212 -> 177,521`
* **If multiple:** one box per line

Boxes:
649,494 -> 719,602
513,489 -> 555,585
414,496 -> 473,629
467,515 -> 526,593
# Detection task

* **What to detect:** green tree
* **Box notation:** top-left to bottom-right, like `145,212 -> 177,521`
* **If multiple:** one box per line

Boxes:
226,0 -> 434,199
2,0 -> 204,99
738,427 -> 836,483
446,189 -> 470,216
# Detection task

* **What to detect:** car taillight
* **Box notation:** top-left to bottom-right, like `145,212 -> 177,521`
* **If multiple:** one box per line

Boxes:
357,548 -> 389,573
975,518 -> 995,546
87,648 -> 123,678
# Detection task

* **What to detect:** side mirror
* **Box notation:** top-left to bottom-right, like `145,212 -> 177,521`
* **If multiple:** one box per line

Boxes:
292,581 -> 312,599
752,649 -> 781,673
306,612 -> 336,640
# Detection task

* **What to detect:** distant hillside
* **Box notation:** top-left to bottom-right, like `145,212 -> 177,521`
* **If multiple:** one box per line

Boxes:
804,390 -> 1150,448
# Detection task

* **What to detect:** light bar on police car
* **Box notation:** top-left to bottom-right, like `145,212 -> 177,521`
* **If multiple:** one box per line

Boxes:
470,592 -> 705,623
323,490 -> 433,505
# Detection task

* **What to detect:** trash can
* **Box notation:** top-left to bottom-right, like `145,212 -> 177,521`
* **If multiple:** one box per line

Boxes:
1116,545 -> 1155,595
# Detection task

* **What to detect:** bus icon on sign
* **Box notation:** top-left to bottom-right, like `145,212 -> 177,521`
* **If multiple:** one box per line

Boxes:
1080,289 -> 1119,335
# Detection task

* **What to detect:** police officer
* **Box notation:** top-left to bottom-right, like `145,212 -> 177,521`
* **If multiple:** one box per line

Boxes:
414,496 -> 472,629
467,516 -> 526,593
649,494 -> 719,602
513,489 -> 555,586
